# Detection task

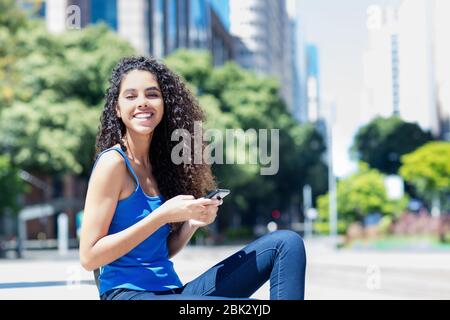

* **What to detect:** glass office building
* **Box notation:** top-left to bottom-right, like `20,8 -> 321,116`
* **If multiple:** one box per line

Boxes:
208,0 -> 230,30
150,0 -> 212,56
148,0 -> 231,62
90,0 -> 117,30
189,0 -> 210,48
41,0 -> 233,63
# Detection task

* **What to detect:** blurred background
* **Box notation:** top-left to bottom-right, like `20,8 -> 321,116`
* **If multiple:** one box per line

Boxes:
0,0 -> 449,299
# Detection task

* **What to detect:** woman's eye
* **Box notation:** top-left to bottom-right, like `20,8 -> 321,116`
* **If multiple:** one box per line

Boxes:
126,96 -> 136,100
147,93 -> 159,98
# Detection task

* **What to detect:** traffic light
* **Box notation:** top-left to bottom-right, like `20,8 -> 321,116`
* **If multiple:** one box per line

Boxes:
271,210 -> 281,220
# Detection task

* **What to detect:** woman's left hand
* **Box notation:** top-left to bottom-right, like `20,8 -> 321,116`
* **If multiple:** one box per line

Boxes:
188,198 -> 223,228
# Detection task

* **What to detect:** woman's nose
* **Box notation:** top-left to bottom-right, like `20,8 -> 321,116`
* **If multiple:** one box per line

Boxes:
136,95 -> 149,108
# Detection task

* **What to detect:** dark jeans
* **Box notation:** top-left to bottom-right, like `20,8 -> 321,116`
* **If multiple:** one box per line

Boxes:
101,230 -> 306,300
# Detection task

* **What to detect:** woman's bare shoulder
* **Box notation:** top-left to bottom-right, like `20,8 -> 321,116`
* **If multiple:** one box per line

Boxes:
90,149 -> 127,185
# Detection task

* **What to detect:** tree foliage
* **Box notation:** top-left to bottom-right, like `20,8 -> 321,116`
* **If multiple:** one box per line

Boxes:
0,97 -> 99,174
352,116 -> 432,174
400,142 -> 450,202
15,22 -> 135,106
0,0 -> 27,109
0,155 -> 25,215
317,163 -> 408,231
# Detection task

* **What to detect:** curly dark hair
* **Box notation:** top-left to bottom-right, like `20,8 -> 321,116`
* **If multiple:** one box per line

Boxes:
96,56 -> 216,230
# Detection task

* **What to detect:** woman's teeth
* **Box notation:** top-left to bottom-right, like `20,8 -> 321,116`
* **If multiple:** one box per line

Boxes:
134,113 -> 153,119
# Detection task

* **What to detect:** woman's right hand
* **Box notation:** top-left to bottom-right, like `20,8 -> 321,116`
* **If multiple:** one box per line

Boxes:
155,195 -> 217,224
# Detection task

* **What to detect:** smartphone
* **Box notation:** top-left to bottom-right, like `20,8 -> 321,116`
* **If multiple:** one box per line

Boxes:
204,189 -> 230,200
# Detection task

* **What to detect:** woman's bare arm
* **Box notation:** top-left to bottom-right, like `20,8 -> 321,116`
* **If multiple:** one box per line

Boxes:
167,201 -> 220,258
167,221 -> 199,258
79,152 -> 166,271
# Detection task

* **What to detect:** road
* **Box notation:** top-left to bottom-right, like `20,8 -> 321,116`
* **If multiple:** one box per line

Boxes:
0,238 -> 449,300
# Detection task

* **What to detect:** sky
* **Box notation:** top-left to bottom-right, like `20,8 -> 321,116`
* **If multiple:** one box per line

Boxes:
298,0 -> 401,177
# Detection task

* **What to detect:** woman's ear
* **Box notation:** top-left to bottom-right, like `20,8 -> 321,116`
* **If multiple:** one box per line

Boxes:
116,106 -> 121,119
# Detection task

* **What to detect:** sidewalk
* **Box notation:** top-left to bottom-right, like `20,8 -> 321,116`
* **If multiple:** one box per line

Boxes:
1,238 -> 449,300
0,246 -> 268,300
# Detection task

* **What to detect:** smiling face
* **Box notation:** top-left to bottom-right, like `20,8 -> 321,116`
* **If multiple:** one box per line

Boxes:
116,70 -> 164,137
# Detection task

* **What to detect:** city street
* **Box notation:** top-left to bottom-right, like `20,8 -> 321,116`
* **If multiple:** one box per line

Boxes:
2,0 -> 450,304
0,238 -> 449,300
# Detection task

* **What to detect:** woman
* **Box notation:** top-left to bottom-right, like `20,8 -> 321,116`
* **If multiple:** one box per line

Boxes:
79,56 -> 306,300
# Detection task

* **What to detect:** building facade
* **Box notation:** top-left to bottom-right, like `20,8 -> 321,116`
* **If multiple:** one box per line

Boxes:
398,0 -> 450,139
288,9 -> 309,123
362,5 -> 400,124
397,0 -> 439,136
229,0 -> 294,112
40,0 -> 234,65
362,0 -> 450,140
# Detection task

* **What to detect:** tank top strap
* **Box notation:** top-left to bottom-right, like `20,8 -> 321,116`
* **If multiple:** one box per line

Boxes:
92,147 -> 140,188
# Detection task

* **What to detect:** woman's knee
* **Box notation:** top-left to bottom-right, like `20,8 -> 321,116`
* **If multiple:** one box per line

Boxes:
271,230 -> 305,253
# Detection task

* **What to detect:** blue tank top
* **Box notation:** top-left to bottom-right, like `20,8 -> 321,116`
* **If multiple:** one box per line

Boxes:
91,147 -> 183,296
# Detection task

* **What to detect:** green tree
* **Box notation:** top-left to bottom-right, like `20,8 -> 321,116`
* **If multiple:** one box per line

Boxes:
0,97 -> 99,175
0,155 -> 25,257
164,49 -> 212,94
317,163 -> 408,233
400,142 -> 450,212
0,155 -> 25,215
352,116 -> 432,174
0,0 -> 26,32
0,0 -> 27,109
15,21 -> 135,107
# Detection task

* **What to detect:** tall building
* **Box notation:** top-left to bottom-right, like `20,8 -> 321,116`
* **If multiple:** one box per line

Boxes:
210,7 -> 234,66
208,0 -> 230,30
41,0 -> 234,65
117,0 -> 148,54
398,0 -> 450,139
362,5 -> 400,124
286,0 -> 308,122
229,0 -> 294,112
91,0 -> 117,30
288,19 -> 302,122
434,0 -> 450,140
362,0 -> 450,140
306,44 -> 321,123
44,0 -> 68,33
397,0 -> 439,136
